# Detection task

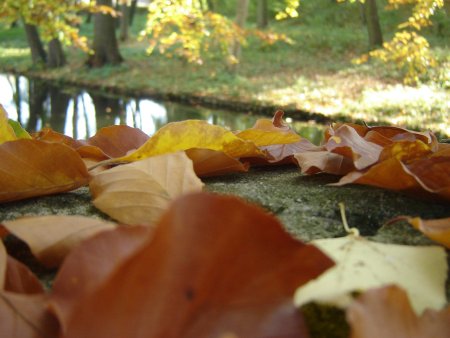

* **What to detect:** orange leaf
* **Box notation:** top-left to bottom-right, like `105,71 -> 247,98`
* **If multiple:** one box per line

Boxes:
389,216 -> 450,248
0,140 -> 91,203
185,148 -> 249,177
2,216 -> 116,268
0,292 -> 59,338
52,192 -> 333,338
346,285 -> 450,338
33,128 -> 85,149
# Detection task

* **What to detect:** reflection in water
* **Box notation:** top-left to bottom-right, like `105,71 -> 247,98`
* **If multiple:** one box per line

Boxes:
0,74 -> 325,144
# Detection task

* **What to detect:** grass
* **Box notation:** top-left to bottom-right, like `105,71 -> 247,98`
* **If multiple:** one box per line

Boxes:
0,0 -> 449,137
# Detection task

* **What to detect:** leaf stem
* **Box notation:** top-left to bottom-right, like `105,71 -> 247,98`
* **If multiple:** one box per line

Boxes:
339,202 -> 360,237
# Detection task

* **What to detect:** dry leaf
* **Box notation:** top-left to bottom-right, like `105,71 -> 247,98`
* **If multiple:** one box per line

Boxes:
90,152 -> 204,225
326,124 -> 383,170
388,216 -> 450,249
295,235 -> 447,314
0,292 -> 59,338
4,256 -> 44,294
294,151 -> 354,175
347,285 -> 450,338
52,192 -> 333,338
185,148 -> 249,177
33,128 -> 85,149
109,120 -> 264,164
0,139 -> 91,203
2,216 -> 116,268
49,226 -> 150,334
87,125 -> 149,158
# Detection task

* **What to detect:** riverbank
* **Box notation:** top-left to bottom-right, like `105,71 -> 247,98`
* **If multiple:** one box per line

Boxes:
1,3 -> 449,137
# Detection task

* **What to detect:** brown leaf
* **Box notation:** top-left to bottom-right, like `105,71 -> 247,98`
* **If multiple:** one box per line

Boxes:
0,292 -> 59,338
294,151 -> 354,175
4,256 -> 44,294
53,192 -> 333,338
0,139 -> 91,203
90,152 -> 203,226
185,148 -> 249,177
326,125 -> 383,170
87,125 -> 149,158
402,156 -> 450,200
346,285 -> 450,338
2,216 -> 116,268
49,226 -> 150,334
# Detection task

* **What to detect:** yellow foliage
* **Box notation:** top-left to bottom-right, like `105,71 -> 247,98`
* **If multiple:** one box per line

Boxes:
0,105 -> 17,145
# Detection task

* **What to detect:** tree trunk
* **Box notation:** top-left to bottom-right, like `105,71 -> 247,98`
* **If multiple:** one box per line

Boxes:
257,0 -> 269,28
129,0 -> 138,26
206,0 -> 215,11
27,80 -> 48,132
364,0 -> 383,50
47,38 -> 66,68
88,0 -> 123,67
120,1 -> 130,41
23,22 -> 47,65
231,0 -> 250,64
49,87 -> 71,133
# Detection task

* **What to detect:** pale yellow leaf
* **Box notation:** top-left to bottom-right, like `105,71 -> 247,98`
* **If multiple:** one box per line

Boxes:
2,216 -> 117,268
0,105 -> 17,145
90,152 -> 204,226
294,236 -> 447,314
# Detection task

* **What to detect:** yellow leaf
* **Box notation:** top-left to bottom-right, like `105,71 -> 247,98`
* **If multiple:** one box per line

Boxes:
236,128 -> 300,147
0,105 -> 17,145
90,152 -> 204,226
110,120 -> 263,164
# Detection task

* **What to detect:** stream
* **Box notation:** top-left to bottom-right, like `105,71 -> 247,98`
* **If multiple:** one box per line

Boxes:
0,73 -> 325,144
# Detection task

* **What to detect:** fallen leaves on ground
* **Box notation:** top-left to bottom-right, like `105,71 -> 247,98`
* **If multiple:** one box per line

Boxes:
0,139 -> 91,203
90,152 -> 204,225
50,192 -> 333,338
1,216 -> 116,268
294,233 -> 447,314
346,285 -> 450,338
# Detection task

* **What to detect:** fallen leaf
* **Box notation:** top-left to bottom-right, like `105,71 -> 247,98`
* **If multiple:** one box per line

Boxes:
49,226 -> 150,334
2,216 -> 116,268
0,104 -> 17,144
33,128 -> 85,149
326,124 -> 383,170
90,152 -> 204,225
294,235 -> 447,314
108,120 -> 264,164
0,292 -> 59,338
87,125 -> 149,158
346,285 -> 450,338
185,148 -> 249,177
4,256 -> 44,294
0,139 -> 91,203
294,151 -> 354,175
236,114 -> 300,147
52,192 -> 333,338
388,216 -> 450,249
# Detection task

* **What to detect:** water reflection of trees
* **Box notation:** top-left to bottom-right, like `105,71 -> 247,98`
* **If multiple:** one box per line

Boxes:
4,74 -> 325,144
